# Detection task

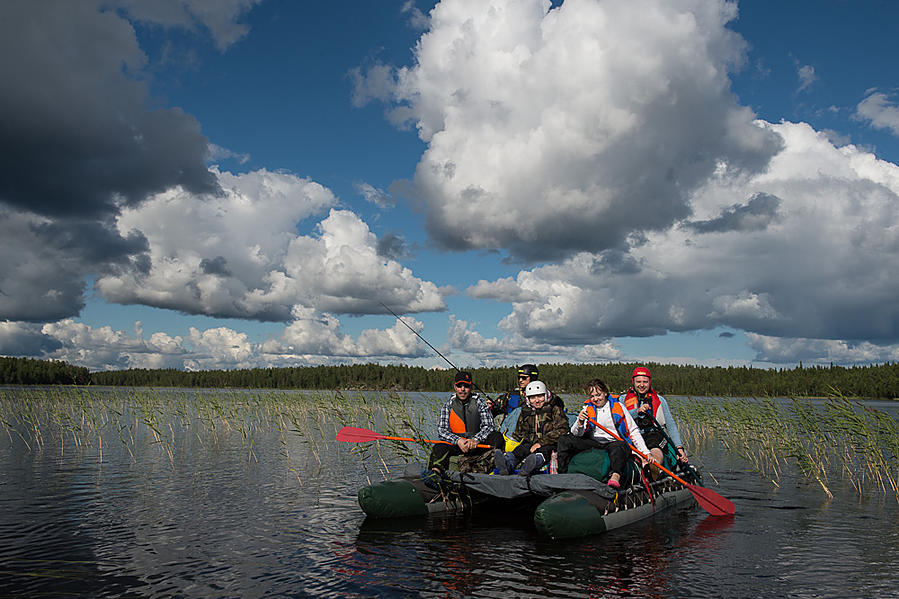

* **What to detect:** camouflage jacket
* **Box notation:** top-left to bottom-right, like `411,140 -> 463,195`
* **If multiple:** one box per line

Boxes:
511,402 -> 570,447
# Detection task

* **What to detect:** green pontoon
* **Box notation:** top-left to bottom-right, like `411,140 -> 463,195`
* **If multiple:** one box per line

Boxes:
357,450 -> 702,539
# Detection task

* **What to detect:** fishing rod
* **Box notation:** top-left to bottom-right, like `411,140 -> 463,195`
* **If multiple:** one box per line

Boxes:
380,302 -> 495,402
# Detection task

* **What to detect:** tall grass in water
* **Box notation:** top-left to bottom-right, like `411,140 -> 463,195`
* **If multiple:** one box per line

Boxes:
0,386 -> 440,486
672,393 -> 899,501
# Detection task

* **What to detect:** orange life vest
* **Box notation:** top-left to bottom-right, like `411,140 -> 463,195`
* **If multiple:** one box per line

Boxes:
582,395 -> 634,444
448,396 -> 481,436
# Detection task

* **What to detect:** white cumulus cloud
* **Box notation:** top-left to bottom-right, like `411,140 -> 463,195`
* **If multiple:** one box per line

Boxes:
96,168 -> 446,320
468,120 -> 899,363
360,0 -> 781,261
0,312 -> 444,371
855,91 -> 899,137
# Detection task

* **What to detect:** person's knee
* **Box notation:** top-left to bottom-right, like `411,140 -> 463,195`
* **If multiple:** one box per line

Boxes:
487,431 -> 505,447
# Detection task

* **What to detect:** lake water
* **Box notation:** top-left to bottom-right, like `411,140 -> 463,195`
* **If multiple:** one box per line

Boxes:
0,388 -> 897,598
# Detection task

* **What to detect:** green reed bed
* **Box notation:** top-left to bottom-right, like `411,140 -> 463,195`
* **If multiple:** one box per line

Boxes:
331,388 -> 444,483
0,387 -> 440,486
672,394 -> 899,501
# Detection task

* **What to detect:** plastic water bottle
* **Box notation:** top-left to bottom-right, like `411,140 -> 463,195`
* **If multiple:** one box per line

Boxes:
549,450 -> 558,474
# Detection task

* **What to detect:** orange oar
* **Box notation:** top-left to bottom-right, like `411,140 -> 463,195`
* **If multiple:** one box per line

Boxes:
336,426 -> 491,448
582,414 -> 735,516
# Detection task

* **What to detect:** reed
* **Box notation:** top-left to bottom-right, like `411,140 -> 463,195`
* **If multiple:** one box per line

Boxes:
670,392 -> 899,501
20,386 -> 890,502
0,386 -> 436,487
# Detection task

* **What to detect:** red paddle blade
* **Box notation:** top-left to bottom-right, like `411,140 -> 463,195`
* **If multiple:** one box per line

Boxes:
336,426 -> 386,443
687,483 -> 736,516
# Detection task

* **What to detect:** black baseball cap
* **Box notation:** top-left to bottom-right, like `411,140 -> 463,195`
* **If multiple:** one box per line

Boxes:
454,371 -> 473,385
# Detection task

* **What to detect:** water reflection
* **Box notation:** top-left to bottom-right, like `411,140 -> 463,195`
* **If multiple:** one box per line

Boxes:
0,387 -> 896,598
345,499 -> 740,599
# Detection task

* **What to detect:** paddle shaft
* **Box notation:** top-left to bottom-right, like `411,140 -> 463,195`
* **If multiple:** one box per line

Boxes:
337,426 -> 492,449
580,411 -> 696,491
382,434 -> 491,449
644,411 -> 703,483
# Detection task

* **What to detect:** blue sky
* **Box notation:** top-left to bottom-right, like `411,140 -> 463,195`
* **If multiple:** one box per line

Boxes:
3,0 -> 899,372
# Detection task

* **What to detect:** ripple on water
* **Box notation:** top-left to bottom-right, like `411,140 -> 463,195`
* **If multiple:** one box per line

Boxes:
2,393 -> 897,598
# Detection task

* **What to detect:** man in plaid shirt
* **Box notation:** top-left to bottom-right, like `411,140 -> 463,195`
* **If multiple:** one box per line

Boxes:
422,371 -> 505,486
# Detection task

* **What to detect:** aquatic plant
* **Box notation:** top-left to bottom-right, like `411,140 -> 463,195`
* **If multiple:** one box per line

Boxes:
0,386 -> 436,487
671,393 -> 899,502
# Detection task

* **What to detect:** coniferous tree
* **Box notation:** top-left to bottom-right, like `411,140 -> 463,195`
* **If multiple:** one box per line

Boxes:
4,356 -> 898,398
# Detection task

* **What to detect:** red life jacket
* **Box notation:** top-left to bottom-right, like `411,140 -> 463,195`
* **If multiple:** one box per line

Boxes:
623,387 -> 661,418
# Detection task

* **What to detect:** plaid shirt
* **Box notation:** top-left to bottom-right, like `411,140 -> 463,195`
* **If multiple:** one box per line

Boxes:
437,393 -> 496,444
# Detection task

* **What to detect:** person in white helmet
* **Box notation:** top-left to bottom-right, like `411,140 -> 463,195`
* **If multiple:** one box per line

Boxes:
493,380 -> 569,476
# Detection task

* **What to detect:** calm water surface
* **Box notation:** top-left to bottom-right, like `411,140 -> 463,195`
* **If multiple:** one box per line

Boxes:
0,388 -> 896,598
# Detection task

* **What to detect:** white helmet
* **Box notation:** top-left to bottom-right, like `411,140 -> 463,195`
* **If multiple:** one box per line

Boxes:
525,380 -> 547,397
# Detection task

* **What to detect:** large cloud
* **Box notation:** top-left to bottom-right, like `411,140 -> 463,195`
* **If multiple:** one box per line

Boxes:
0,1 -> 450,369
468,121 -> 899,360
0,209 -> 149,321
95,168 -> 447,320
0,1 -> 262,323
360,0 -> 781,261
0,211 -> 88,321
0,0 -> 220,220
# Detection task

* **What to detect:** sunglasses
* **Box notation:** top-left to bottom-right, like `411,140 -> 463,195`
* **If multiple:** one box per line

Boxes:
454,382 -> 472,388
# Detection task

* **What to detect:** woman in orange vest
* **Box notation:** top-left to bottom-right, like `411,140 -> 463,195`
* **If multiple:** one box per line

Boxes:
556,378 -> 657,489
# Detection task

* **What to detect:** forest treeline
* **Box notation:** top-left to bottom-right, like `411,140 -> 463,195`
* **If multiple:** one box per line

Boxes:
0,357 -> 91,386
2,356 -> 899,399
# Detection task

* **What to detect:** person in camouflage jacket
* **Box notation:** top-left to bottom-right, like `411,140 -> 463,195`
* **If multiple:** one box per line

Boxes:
494,380 -> 570,476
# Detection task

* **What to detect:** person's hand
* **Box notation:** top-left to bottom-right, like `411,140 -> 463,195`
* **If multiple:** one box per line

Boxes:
638,405 -> 649,413
646,452 -> 660,465
577,407 -> 588,424
676,447 -> 688,463
457,438 -> 471,453
529,442 -> 542,453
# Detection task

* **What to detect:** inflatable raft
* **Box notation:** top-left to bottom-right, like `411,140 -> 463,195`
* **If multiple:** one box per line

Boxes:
357,450 -> 701,539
